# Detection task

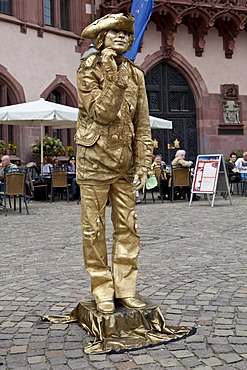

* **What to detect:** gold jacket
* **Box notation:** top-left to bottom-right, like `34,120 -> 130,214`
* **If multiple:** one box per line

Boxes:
75,53 -> 153,184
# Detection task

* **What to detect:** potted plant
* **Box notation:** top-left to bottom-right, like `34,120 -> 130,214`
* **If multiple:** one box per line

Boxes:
31,136 -> 65,157
8,142 -> 17,155
67,145 -> 75,156
0,139 -> 6,156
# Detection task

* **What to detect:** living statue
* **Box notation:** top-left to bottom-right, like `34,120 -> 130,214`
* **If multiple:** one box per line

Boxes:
75,13 -> 153,314
43,13 -> 193,353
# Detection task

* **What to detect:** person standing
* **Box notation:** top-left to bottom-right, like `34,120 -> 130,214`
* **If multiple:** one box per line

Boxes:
75,13 -> 153,314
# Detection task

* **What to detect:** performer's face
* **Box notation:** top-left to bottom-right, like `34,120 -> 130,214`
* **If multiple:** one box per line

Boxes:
104,29 -> 130,54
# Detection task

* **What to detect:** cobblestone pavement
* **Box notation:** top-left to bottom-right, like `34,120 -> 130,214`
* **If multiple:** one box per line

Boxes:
1,193 -> 247,370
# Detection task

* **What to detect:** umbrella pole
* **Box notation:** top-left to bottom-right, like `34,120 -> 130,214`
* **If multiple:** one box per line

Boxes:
41,121 -> 44,175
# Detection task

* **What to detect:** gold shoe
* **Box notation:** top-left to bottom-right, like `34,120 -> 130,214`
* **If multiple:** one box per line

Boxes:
119,297 -> 146,310
97,301 -> 115,314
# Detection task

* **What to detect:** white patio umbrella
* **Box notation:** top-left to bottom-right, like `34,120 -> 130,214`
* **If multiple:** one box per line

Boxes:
149,116 -> 172,129
54,115 -> 172,129
0,98 -> 78,172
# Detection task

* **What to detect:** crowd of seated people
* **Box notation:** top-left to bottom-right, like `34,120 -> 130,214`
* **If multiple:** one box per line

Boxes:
6,149 -> 247,206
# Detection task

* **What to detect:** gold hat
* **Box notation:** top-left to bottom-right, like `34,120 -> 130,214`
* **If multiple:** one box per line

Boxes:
81,13 -> 134,39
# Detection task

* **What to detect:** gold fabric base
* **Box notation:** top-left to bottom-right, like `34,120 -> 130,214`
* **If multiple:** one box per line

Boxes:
43,297 -> 195,354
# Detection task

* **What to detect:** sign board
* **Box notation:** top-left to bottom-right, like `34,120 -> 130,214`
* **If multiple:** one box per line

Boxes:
189,154 -> 232,207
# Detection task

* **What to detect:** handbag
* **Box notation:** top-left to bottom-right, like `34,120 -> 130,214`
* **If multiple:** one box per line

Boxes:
145,175 -> 158,190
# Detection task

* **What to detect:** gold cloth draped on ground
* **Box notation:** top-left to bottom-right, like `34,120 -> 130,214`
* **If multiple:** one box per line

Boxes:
43,296 -> 195,354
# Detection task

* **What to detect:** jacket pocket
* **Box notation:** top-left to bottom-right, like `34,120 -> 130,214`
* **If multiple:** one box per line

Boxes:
74,122 -> 100,147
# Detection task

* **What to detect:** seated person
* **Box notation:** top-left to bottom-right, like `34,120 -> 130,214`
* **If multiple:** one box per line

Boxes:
235,151 -> 247,180
0,155 -> 18,208
53,158 -> 61,167
225,152 -> 240,183
170,149 -> 199,201
43,157 -> 53,175
67,156 -> 78,200
151,154 -> 169,199
68,156 -> 76,173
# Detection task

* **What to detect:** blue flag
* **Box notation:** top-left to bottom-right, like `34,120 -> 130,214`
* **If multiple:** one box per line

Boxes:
125,0 -> 154,61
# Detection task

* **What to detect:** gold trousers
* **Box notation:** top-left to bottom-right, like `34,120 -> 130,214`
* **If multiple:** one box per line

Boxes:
80,180 -> 140,304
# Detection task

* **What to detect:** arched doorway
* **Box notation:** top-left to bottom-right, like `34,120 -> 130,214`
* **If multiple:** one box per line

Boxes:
146,62 -> 197,164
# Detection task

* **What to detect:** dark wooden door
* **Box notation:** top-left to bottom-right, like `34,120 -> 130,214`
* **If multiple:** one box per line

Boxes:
146,62 -> 197,164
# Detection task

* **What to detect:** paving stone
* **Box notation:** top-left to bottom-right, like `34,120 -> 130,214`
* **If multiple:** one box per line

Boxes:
218,352 -> 243,364
201,356 -> 223,366
131,354 -> 155,364
115,361 -> 139,370
27,355 -> 47,364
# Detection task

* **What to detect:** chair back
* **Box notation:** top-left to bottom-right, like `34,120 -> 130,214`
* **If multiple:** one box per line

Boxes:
51,170 -> 68,187
154,167 -> 161,183
172,166 -> 191,187
5,172 -> 25,196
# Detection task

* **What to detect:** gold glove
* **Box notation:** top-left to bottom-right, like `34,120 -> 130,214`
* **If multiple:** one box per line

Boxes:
101,47 -> 117,81
133,168 -> 147,191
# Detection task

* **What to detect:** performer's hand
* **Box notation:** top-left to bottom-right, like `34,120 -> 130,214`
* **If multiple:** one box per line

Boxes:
133,170 -> 147,191
101,47 -> 117,73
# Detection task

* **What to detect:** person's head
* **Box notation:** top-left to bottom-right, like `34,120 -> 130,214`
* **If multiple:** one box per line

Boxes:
175,150 -> 186,159
243,151 -> 247,161
53,158 -> 60,166
229,152 -> 237,163
154,155 -> 162,165
81,13 -> 134,54
68,156 -> 76,164
103,29 -> 131,54
1,155 -> 11,167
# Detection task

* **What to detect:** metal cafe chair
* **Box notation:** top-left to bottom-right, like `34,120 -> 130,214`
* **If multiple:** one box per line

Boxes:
0,169 -> 29,216
50,166 -> 70,203
170,166 -> 191,202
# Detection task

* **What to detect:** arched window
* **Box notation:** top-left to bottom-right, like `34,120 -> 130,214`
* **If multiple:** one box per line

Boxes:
47,89 -> 63,140
0,81 -> 15,145
42,78 -> 77,152
0,66 -> 25,155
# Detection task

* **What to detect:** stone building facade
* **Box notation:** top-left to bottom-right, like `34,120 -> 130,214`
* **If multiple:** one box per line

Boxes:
1,0 -> 247,163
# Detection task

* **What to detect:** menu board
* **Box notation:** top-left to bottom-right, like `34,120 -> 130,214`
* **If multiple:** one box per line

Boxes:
190,154 -> 232,207
192,155 -> 221,193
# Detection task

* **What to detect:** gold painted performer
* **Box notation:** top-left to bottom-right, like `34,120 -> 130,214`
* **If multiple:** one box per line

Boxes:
75,13 -> 153,315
